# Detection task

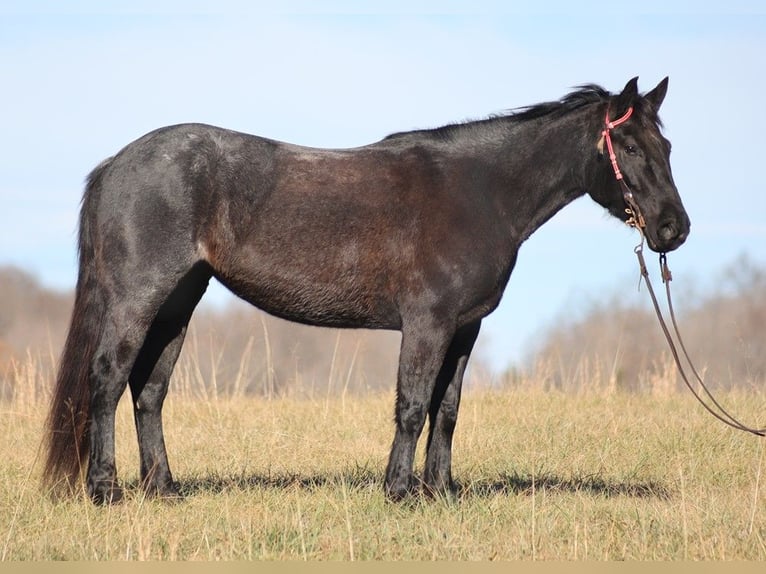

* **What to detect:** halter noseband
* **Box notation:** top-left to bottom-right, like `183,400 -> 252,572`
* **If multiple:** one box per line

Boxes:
600,106 -> 645,230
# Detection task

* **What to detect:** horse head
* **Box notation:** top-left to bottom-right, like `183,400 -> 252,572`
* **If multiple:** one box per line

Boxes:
589,77 -> 690,253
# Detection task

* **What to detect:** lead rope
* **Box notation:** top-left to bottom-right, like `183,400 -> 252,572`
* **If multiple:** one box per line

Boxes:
632,237 -> 765,436
604,106 -> 765,437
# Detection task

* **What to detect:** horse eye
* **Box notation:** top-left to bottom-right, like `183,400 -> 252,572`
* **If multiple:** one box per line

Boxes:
625,145 -> 639,156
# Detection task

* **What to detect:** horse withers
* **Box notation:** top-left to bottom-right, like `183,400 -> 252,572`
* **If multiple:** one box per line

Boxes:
43,77 -> 689,504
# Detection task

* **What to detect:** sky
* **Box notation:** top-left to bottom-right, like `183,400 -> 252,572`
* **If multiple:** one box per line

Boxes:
1,1 -> 765,373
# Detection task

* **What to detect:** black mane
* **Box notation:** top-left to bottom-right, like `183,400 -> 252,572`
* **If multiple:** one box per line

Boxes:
385,84 -> 612,141
508,84 -> 610,121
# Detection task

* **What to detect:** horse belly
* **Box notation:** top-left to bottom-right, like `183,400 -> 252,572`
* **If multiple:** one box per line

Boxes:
210,242 -> 402,330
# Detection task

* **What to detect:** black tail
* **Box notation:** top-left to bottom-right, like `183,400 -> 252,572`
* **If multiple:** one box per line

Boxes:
42,160 -> 110,497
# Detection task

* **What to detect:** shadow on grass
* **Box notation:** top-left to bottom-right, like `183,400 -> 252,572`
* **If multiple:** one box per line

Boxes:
161,467 -> 671,501
462,471 -> 672,500
172,465 -> 382,498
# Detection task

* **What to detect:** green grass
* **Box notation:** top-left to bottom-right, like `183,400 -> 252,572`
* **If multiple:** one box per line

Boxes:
2,361 -> 766,560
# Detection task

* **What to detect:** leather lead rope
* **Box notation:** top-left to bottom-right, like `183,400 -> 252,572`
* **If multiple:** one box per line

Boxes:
634,242 -> 765,437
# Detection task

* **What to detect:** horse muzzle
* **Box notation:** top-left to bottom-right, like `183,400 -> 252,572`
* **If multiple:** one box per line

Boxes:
646,211 -> 690,253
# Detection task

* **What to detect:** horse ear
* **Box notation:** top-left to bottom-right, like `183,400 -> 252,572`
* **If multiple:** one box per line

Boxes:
644,76 -> 669,112
614,76 -> 640,114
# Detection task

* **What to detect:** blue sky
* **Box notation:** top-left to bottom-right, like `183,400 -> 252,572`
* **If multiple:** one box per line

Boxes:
1,2 -> 765,372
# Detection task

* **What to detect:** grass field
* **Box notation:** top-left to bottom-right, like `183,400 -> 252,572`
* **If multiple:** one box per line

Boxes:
1,354 -> 765,560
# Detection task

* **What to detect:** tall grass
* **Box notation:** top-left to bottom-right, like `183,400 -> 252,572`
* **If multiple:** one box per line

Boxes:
1,349 -> 765,560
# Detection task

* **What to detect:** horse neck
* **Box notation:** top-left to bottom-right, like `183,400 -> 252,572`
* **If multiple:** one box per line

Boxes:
454,105 -> 604,243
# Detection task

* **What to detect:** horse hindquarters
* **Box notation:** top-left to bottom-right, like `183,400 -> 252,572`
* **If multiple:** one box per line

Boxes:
45,147 -> 213,503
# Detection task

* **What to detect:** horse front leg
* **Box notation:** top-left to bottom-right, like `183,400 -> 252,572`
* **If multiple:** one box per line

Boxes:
385,317 -> 454,501
423,320 -> 481,498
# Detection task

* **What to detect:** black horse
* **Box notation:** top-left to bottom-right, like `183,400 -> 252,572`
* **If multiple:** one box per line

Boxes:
43,77 -> 689,504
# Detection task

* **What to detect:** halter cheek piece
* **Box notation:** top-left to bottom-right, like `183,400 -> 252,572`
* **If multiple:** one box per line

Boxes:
598,106 -> 646,231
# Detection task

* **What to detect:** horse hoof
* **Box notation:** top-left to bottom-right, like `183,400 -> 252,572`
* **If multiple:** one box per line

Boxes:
423,480 -> 463,499
148,482 -> 184,502
89,482 -> 123,505
423,479 -> 462,501
384,476 -> 420,502
143,479 -> 183,500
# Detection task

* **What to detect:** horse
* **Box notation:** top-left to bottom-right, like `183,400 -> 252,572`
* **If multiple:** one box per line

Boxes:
43,76 -> 690,504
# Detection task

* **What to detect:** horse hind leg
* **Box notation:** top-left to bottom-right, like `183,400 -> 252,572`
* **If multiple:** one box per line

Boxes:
128,325 -> 187,499
128,263 -> 210,499
86,263 -> 210,504
87,308 -> 152,504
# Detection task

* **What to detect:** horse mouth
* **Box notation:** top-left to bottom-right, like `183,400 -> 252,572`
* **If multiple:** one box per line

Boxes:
646,218 -> 690,253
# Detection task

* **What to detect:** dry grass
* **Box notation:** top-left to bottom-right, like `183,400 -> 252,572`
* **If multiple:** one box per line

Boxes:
1,352 -> 766,560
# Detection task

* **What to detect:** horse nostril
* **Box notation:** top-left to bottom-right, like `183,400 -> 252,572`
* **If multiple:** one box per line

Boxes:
659,222 -> 679,242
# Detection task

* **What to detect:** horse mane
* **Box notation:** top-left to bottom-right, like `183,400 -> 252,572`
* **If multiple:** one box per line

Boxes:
507,84 -> 610,121
384,84 -> 614,142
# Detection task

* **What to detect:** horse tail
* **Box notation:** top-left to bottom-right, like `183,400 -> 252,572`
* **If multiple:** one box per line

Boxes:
42,159 -> 111,497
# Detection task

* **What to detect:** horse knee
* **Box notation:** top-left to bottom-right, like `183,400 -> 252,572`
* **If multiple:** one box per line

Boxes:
396,395 -> 429,435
